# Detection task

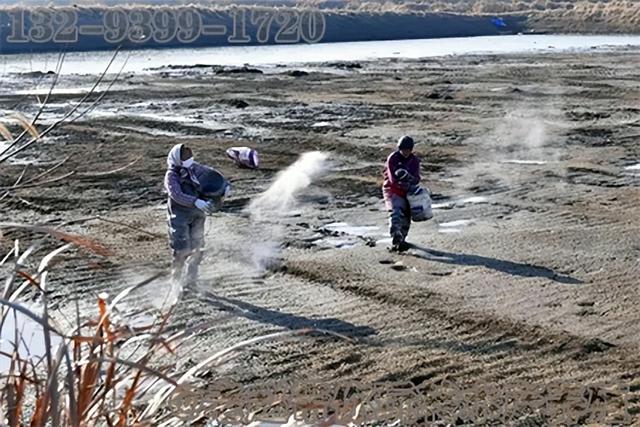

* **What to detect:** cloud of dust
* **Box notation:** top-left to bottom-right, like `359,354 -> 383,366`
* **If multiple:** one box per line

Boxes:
453,105 -> 566,191
245,151 -> 330,270
109,270 -> 181,312
494,110 -> 548,151
248,151 -> 329,219
148,276 -> 182,310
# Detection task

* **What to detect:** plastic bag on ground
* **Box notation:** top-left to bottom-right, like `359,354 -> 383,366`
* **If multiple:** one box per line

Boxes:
226,147 -> 259,169
407,186 -> 433,222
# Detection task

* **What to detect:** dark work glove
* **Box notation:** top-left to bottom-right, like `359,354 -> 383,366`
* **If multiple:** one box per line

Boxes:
395,168 -> 415,191
408,184 -> 420,195
395,168 -> 416,181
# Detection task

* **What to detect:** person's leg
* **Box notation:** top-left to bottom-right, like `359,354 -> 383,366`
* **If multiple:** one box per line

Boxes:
185,214 -> 206,286
171,250 -> 190,283
397,198 -> 412,251
168,210 -> 191,283
400,197 -> 411,241
385,191 -> 409,250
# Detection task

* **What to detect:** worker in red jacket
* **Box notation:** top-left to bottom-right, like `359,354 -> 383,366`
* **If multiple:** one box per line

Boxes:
383,135 -> 421,252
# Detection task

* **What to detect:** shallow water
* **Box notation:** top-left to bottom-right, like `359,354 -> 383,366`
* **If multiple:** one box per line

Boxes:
0,307 -> 63,373
2,34 -> 640,75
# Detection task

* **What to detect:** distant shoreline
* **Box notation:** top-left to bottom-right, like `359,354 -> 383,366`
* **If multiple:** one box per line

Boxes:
0,6 -> 526,55
4,34 -> 640,77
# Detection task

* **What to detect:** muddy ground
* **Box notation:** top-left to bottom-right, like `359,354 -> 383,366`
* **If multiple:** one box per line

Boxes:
1,48 -> 640,424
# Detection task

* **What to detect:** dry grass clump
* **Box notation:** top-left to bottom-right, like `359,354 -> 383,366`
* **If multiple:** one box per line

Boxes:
302,0 -> 640,32
1,1 -> 638,32
0,224 -> 333,425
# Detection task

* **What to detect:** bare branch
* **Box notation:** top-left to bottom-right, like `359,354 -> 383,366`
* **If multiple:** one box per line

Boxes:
0,222 -> 112,257
77,155 -> 139,178
92,216 -> 163,239
0,171 -> 76,191
20,156 -> 71,186
69,53 -> 130,124
13,164 -> 30,187
0,48 -> 120,164
0,51 -> 65,158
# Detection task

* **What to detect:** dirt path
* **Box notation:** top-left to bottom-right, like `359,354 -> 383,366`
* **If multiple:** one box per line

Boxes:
2,48 -> 640,423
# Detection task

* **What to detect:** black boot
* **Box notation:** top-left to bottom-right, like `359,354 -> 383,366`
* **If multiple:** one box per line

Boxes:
397,240 -> 411,253
390,232 -> 403,252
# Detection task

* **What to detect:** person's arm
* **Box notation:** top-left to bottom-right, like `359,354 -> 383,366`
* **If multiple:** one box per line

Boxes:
164,169 -> 197,208
408,157 -> 421,186
385,153 -> 400,185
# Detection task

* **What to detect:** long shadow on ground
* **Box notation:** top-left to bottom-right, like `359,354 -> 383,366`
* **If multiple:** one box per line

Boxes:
199,291 -> 377,339
407,244 -> 582,284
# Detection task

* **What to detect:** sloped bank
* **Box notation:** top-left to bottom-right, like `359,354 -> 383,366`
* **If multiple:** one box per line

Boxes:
0,6 -> 525,54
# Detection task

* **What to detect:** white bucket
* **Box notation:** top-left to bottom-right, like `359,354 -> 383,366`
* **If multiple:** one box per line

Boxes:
407,187 -> 433,222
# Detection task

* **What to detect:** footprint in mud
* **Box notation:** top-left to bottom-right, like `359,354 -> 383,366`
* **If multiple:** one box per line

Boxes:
390,262 -> 407,271
378,259 -> 408,271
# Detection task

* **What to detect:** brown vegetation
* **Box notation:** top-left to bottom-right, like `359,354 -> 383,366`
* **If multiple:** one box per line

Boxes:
301,0 -> 640,33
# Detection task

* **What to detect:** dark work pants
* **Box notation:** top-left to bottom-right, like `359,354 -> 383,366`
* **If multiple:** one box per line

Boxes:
383,189 -> 411,242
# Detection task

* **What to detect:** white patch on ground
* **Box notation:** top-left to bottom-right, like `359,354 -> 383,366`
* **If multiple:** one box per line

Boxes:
316,238 -> 357,249
438,228 -> 462,234
323,222 -> 381,237
433,196 -> 488,210
311,121 -> 332,128
624,163 -> 640,170
376,237 -> 393,245
501,159 -> 548,165
432,201 -> 453,209
458,196 -> 489,205
12,87 -> 98,96
439,219 -> 475,228
315,222 -> 384,249
116,124 -> 186,138
438,218 -> 474,234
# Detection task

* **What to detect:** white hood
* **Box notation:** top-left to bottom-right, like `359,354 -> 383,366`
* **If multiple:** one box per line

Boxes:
167,143 -> 184,169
